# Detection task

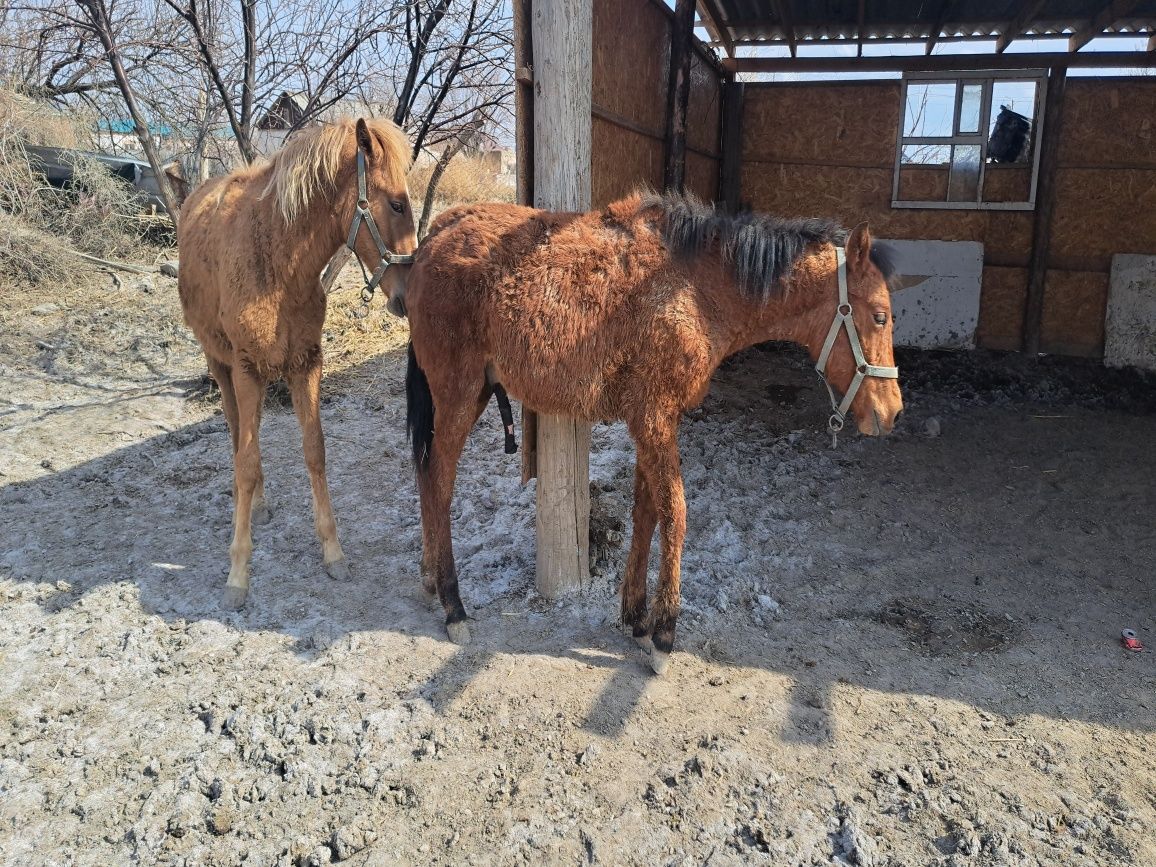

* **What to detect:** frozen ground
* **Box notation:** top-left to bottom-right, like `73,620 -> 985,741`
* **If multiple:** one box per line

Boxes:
1,270 -> 1154,866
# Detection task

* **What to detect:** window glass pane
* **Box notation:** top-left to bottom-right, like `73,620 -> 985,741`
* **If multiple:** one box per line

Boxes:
959,83 -> 983,133
987,80 -> 1037,164
904,82 -> 957,137
901,143 -> 951,166
947,144 -> 981,202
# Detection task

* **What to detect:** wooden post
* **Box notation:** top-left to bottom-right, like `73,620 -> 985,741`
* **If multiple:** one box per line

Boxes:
720,79 -> 745,211
663,0 -> 696,193
514,0 -> 539,485
1023,65 -> 1067,357
531,0 -> 592,598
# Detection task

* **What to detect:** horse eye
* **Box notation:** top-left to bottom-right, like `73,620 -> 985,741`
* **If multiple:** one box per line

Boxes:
390,201 -> 404,214
873,312 -> 888,326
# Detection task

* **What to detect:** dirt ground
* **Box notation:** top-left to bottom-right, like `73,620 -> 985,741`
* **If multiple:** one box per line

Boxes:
1,266 -> 1154,867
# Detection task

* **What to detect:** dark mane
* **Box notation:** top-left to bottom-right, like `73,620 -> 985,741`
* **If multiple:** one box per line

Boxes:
642,192 -> 901,299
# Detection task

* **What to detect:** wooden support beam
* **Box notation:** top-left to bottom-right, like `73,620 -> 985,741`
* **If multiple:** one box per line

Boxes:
1068,0 -> 1141,53
719,79 -> 744,211
696,0 -> 733,58
513,0 -> 538,486
856,0 -> 866,57
1023,66 -> 1067,357
531,0 -> 592,598
664,0 -> 696,193
769,0 -> 797,57
995,0 -> 1048,53
722,50 -> 1156,73
513,0 -> 534,210
924,0 -> 955,54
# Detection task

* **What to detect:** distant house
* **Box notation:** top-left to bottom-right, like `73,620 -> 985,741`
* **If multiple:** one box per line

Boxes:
94,118 -> 175,157
257,91 -> 309,132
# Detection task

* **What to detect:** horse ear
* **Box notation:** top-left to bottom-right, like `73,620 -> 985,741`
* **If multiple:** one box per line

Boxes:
355,118 -> 375,161
846,221 -> 872,276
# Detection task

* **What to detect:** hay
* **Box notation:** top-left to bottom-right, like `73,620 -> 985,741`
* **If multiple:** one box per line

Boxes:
0,211 -> 70,284
0,88 -> 150,282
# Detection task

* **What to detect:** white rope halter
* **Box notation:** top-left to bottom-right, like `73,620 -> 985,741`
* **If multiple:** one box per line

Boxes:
346,149 -> 415,303
814,247 -> 899,447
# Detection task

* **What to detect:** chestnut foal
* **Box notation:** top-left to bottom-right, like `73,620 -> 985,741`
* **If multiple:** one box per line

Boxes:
178,118 -> 416,609
404,192 -> 903,672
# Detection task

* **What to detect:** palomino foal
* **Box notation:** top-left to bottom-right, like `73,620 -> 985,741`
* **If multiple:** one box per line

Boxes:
178,118 -> 415,609
405,192 -> 903,673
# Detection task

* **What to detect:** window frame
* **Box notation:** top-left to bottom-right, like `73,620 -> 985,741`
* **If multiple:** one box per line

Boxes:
891,69 -> 1049,212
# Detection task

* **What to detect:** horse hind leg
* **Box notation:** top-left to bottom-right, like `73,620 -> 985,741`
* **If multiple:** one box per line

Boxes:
419,383 -> 492,600
221,365 -> 267,610
208,356 -> 270,526
631,419 -> 687,676
288,356 -> 349,581
622,462 -> 657,652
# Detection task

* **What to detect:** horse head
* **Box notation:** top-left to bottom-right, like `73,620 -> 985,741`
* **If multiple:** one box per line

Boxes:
344,117 -> 417,313
811,224 -> 904,437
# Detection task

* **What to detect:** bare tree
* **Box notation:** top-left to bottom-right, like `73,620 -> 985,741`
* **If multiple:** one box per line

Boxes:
1,0 -> 163,104
160,0 -> 397,164
386,0 -> 512,159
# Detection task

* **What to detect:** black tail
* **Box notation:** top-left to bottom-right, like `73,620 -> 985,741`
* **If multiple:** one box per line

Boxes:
406,342 -> 434,474
492,384 -> 518,455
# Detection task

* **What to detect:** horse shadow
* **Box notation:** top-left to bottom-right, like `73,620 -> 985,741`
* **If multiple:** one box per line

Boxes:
2,344 -> 1155,744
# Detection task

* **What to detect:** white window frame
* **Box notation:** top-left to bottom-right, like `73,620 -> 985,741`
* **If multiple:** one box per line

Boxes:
892,69 -> 1048,212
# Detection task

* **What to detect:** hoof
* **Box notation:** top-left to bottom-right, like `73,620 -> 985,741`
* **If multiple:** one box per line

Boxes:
251,501 -> 273,526
647,649 -> 670,676
634,633 -> 654,653
446,620 -> 472,645
324,558 -> 351,581
221,585 -> 248,611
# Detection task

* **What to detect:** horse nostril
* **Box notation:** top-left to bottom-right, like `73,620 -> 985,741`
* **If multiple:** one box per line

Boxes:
892,409 -> 903,428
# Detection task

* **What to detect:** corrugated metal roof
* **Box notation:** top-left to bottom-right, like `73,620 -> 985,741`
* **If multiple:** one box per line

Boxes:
698,0 -> 1156,53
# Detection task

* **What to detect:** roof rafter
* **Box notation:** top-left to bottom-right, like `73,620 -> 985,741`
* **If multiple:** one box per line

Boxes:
924,0 -> 956,55
768,0 -> 797,57
996,0 -> 1049,53
856,0 -> 866,57
1068,0 -> 1142,52
696,0 -> 734,57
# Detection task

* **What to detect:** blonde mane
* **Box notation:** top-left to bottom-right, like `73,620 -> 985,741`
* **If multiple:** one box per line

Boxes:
261,117 -> 412,223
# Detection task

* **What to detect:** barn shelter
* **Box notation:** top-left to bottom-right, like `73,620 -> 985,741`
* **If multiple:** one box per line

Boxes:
512,0 -> 1156,596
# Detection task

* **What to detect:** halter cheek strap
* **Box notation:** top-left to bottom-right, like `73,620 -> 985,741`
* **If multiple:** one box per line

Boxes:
814,246 -> 899,447
347,149 -> 415,304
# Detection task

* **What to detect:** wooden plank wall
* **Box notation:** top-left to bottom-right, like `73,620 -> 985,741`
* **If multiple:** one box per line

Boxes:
591,0 -> 721,208
739,79 -> 1156,358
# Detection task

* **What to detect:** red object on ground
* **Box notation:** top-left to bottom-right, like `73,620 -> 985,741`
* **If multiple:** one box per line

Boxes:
1121,629 -> 1143,652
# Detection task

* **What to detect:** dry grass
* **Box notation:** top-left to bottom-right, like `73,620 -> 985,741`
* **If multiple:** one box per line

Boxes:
320,262 -> 412,390
408,153 -> 515,211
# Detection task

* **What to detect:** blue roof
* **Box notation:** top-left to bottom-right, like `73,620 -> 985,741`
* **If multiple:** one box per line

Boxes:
99,119 -> 174,136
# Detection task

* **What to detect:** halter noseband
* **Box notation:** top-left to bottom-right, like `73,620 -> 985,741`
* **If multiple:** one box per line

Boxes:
346,149 -> 415,303
814,246 -> 899,447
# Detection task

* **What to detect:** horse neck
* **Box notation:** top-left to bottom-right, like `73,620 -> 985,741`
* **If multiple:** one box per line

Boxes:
256,172 -> 348,286
708,249 -> 835,356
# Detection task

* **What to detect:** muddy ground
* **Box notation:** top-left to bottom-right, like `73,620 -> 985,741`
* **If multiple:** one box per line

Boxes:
1,268 -> 1154,866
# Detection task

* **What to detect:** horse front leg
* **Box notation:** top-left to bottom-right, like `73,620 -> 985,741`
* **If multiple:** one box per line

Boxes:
632,421 -> 686,676
621,463 -> 657,650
